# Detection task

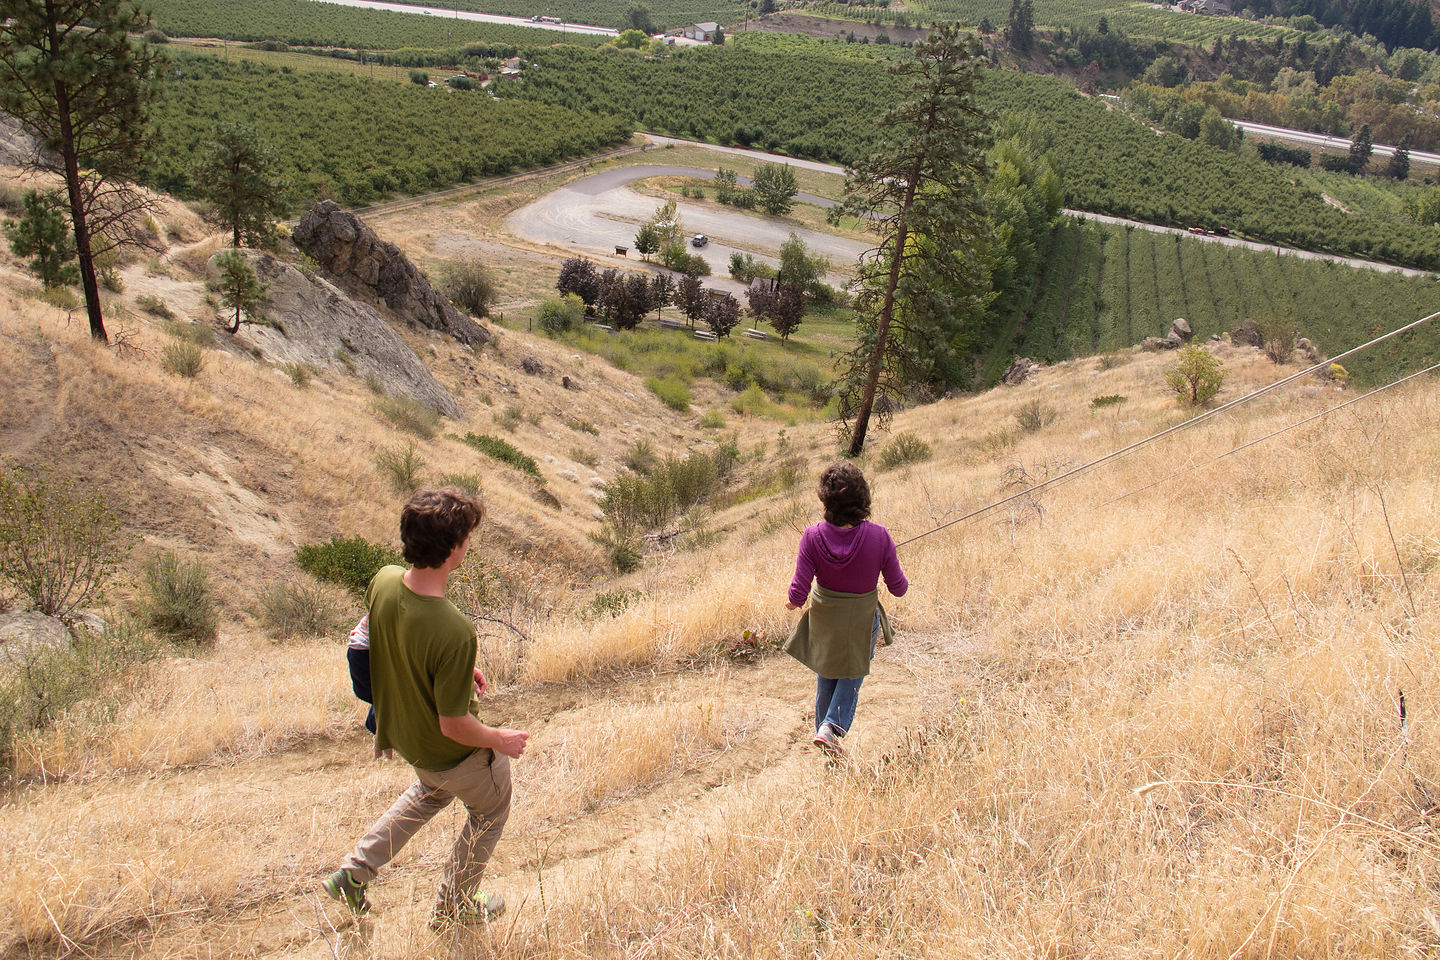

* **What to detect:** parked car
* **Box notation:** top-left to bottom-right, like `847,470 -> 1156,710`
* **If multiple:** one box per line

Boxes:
691,234 -> 709,248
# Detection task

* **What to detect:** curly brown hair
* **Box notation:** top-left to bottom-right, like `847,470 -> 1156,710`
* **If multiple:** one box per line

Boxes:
400,487 -> 486,568
817,461 -> 871,527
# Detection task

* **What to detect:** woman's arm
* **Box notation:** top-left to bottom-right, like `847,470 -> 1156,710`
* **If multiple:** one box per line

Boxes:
787,530 -> 816,608
881,533 -> 908,597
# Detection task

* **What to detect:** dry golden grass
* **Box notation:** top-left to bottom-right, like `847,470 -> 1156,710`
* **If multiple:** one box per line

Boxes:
6,179 -> 1440,958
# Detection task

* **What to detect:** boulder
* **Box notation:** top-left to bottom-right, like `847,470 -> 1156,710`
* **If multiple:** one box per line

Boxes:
0,113 -> 46,167
1002,356 -> 1039,385
521,356 -> 545,376
0,612 -> 71,668
1171,317 -> 1193,342
1296,337 -> 1323,364
292,200 -> 490,347
1141,335 -> 1182,351
1231,319 -> 1263,347
215,251 -> 460,417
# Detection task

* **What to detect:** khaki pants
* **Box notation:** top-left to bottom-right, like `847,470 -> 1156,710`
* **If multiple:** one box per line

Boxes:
342,747 -> 512,908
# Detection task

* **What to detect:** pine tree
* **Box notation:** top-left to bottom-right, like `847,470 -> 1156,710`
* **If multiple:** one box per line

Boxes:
1006,0 -> 1034,53
1387,132 -> 1412,180
193,123 -> 289,249
0,1 -> 165,342
4,189 -> 78,288
1349,123 -> 1373,174
214,250 -> 268,334
836,24 -> 994,456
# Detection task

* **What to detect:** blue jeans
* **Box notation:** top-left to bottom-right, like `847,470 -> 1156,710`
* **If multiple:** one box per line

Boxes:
814,614 -> 880,737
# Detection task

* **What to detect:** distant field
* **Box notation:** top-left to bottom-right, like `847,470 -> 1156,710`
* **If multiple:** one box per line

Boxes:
146,0 -> 608,48
365,0 -> 747,31
168,38 -> 414,79
979,218 -> 1440,387
146,56 -> 630,207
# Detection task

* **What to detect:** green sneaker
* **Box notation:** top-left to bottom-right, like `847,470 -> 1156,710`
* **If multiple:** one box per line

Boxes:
321,868 -> 371,915
431,891 -> 505,929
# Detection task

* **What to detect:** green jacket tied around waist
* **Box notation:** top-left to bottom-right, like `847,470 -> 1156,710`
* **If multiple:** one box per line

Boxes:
784,584 -> 894,680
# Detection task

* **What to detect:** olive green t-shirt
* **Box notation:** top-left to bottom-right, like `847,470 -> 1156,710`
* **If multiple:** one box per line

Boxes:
366,565 -> 480,771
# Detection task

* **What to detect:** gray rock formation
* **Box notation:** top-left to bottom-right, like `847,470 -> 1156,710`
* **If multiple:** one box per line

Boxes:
1141,334 -> 1183,351
1002,356 -> 1039,385
1231,319 -> 1263,347
215,250 -> 459,416
1171,318 -> 1193,342
292,200 -> 489,347
0,113 -> 45,167
0,612 -> 70,670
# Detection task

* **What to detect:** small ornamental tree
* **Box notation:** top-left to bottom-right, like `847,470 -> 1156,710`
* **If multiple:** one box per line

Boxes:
4,189 -> 78,288
214,250 -> 268,334
633,222 -> 661,261
705,291 -> 741,338
649,273 -> 674,319
674,273 -> 706,328
767,283 -> 807,340
752,162 -> 799,215
557,257 -> 602,309
1164,344 -> 1225,405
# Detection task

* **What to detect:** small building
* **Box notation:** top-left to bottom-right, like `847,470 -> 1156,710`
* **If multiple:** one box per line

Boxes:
683,21 -> 720,41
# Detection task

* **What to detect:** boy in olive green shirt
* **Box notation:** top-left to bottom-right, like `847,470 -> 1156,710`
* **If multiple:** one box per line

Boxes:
322,488 -> 529,927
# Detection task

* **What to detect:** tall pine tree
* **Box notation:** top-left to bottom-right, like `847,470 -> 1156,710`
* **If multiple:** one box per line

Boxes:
0,1 -> 164,342
837,24 -> 994,456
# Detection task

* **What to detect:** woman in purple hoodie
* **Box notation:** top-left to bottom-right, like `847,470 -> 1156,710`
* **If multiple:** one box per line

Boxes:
784,461 -> 908,755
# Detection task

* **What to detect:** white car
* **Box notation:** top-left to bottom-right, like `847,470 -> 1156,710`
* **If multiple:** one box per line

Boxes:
690,234 -> 709,248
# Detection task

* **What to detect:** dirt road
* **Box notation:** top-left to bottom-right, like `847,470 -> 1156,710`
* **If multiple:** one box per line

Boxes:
504,164 -> 871,293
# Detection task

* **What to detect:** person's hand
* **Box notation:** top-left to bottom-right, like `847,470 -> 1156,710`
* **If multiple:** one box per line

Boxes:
473,667 -> 488,697
493,728 -> 529,759
785,601 -> 800,610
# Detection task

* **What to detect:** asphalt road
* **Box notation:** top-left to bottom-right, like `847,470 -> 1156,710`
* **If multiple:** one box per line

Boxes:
505,164 -> 872,294
1233,119 -> 1440,167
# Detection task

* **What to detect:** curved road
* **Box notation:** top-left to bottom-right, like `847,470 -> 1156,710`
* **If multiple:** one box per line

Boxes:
308,0 -> 617,35
505,164 -> 872,293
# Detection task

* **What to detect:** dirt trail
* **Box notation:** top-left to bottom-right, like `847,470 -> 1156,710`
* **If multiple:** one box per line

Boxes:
7,637 -> 967,960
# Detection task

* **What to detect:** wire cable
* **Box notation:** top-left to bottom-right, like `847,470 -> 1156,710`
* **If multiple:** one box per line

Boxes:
894,310 -> 1440,550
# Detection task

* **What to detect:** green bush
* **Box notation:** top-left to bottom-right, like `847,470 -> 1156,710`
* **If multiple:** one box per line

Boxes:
601,450 -> 722,532
877,432 -> 932,471
375,394 -> 440,439
440,259 -> 496,318
645,375 -> 692,412
136,293 -> 173,318
587,589 -> 644,618
376,442 -> 426,493
462,432 -> 541,478
1014,399 -> 1057,433
497,404 -> 524,432
1165,344 -> 1225,406
622,438 -> 657,474
437,472 -> 484,495
0,463 -> 123,621
140,552 -> 219,643
699,410 -> 726,429
295,535 -> 403,596
161,340 -> 206,379
0,616 -> 161,769
564,416 -> 599,435
539,293 -> 585,333
257,580 -> 344,640
1091,394 -> 1127,409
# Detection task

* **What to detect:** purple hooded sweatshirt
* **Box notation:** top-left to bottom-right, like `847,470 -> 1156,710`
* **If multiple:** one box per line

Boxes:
788,520 -> 908,608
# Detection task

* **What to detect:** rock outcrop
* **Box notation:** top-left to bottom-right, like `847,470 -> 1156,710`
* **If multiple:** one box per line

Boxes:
1171,317 -> 1193,342
1002,357 -> 1039,385
292,200 -> 489,347
215,250 -> 460,416
0,612 -> 70,669
0,113 -> 45,167
1231,319 -> 1263,347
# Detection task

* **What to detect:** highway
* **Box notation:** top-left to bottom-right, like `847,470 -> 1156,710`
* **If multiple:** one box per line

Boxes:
1233,119 -> 1440,167
307,0 -> 618,35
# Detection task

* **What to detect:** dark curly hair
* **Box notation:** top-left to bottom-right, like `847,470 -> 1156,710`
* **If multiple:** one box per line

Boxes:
400,487 -> 486,569
817,461 -> 871,527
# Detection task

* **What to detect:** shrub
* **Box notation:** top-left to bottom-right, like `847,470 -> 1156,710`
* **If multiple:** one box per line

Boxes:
0,616 -> 161,768
295,535 -> 403,596
136,294 -> 173,318
591,524 -> 642,573
1165,344 -> 1226,406
161,341 -> 205,379
376,442 -> 426,493
539,293 -> 584,333
1091,394 -> 1127,409
877,432 -> 932,470
0,463 -> 123,621
699,410 -> 726,429
1015,399 -> 1057,433
497,404 -> 524,432
645,375 -> 692,412
564,416 -> 599,435
1259,316 -> 1298,365
410,69 -> 429,84
257,580 -> 344,640
139,552 -> 219,643
622,438 -> 658,474
281,362 -> 312,388
601,451 -> 722,532
375,394 -> 440,439
587,589 -> 644,618
462,432 -> 541,478
143,28 -> 169,43
437,472 -> 484,495
165,319 -> 217,347
441,260 -> 496,318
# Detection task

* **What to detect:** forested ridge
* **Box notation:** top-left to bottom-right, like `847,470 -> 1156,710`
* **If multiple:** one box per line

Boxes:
144,57 -> 631,207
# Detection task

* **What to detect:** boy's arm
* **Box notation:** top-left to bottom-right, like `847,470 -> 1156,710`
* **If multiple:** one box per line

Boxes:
437,714 -> 528,758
